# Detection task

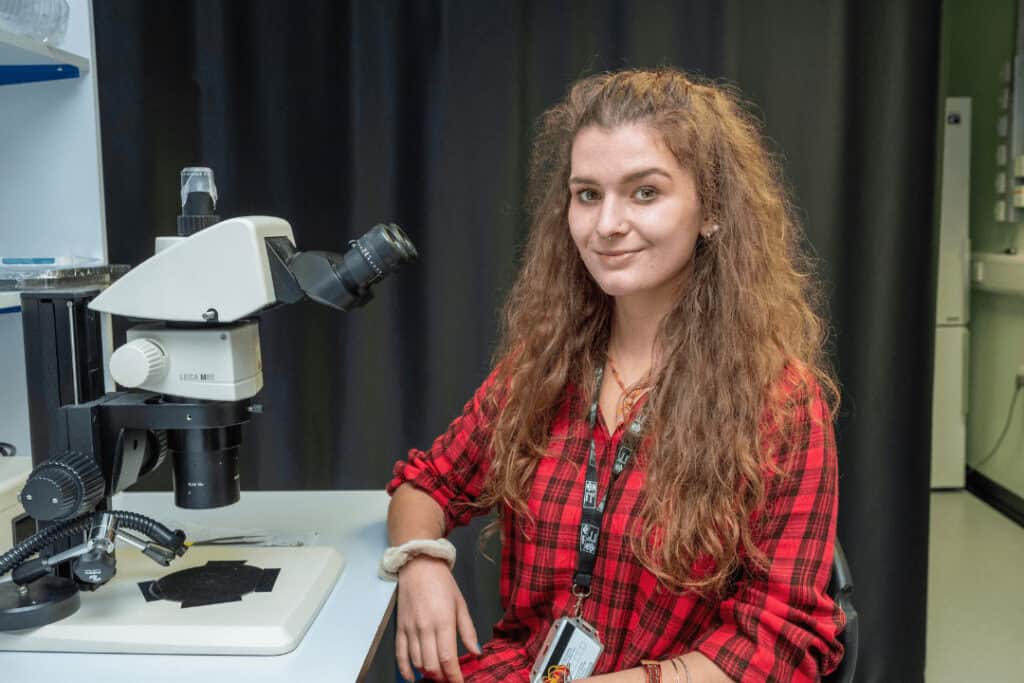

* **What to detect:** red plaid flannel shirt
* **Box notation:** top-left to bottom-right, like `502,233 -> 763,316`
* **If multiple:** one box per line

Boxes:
387,367 -> 845,682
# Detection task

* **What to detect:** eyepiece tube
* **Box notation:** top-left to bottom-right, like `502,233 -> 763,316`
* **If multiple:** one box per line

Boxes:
281,223 -> 418,311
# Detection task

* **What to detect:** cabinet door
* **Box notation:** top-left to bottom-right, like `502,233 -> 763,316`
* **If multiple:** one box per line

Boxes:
931,326 -> 968,488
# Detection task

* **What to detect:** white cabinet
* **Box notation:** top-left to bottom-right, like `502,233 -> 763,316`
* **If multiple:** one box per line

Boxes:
0,0 -> 105,460
931,97 -> 972,489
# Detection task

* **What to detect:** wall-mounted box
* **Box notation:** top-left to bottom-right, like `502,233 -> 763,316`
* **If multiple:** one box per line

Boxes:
971,251 -> 1024,296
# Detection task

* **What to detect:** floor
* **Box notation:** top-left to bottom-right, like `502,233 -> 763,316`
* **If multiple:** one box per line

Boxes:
926,491 -> 1024,682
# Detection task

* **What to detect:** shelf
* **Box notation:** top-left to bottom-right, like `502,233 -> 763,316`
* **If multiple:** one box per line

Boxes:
0,25 -> 88,86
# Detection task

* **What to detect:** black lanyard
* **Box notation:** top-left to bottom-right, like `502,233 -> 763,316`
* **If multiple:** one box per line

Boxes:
573,366 -> 647,596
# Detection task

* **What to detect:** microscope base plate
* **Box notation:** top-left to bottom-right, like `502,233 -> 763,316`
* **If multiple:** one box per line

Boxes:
0,545 -> 343,654
0,575 -> 81,631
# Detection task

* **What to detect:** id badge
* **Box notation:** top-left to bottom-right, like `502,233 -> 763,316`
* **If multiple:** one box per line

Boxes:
530,616 -> 603,683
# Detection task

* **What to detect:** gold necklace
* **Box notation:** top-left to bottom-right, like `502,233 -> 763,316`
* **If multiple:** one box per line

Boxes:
605,353 -> 651,428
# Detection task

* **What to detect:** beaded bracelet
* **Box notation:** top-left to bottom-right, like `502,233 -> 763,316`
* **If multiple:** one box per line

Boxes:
640,660 -> 662,683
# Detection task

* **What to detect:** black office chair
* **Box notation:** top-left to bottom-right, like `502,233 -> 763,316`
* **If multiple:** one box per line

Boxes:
824,540 -> 858,683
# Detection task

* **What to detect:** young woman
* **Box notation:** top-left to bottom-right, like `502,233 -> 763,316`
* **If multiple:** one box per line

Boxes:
383,68 -> 845,683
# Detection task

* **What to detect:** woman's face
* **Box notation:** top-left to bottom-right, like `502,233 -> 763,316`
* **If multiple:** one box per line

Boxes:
568,124 -> 707,304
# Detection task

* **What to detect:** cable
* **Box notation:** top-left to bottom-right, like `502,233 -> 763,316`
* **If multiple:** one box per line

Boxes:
0,510 -> 186,576
972,384 -> 1024,469
0,513 -> 94,576
0,442 -> 16,458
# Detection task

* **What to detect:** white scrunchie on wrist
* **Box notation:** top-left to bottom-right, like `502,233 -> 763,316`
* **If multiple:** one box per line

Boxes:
378,538 -> 457,582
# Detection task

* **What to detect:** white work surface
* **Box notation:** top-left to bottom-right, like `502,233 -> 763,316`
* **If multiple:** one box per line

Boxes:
0,490 -> 397,681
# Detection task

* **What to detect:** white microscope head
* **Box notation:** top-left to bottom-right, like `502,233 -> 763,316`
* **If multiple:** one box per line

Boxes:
89,216 -> 295,324
86,210 -> 416,401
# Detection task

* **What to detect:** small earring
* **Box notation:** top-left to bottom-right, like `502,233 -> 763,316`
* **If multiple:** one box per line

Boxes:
702,223 -> 720,239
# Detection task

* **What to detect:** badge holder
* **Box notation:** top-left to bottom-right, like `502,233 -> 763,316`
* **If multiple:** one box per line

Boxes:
530,585 -> 604,683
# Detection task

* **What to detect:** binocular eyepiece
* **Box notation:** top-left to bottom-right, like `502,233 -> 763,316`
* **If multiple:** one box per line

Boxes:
268,222 -> 418,312
336,223 -> 419,305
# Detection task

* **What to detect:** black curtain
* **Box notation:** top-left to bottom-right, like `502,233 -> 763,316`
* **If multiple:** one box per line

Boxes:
92,2 -> 939,681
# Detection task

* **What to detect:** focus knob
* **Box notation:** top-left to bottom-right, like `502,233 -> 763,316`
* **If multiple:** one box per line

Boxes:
20,451 -> 105,521
110,338 -> 168,388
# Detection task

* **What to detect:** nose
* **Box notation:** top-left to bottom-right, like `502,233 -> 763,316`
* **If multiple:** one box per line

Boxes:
594,196 -> 628,240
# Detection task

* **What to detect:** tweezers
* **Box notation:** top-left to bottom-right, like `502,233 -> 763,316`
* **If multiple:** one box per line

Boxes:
190,535 -> 268,546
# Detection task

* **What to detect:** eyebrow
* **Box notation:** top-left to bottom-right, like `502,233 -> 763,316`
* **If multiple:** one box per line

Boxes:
568,167 -> 674,186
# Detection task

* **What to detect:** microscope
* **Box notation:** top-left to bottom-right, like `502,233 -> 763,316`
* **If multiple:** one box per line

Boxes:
0,167 -> 417,632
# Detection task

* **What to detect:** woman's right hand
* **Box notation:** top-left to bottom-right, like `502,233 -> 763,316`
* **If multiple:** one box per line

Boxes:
396,555 -> 482,683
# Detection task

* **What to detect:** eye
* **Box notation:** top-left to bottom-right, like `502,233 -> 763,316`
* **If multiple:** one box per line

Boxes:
576,188 -> 601,203
634,186 -> 658,202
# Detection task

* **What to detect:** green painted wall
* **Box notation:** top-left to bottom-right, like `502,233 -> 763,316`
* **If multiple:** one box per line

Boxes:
940,0 -> 1024,497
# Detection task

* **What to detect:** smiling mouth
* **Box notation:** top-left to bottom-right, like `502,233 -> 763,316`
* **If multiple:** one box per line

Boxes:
595,249 -> 641,257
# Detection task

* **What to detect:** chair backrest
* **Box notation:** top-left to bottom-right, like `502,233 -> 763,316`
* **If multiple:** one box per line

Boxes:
824,540 -> 859,683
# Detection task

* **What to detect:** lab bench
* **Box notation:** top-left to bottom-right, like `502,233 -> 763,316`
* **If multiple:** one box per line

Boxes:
0,489 -> 397,681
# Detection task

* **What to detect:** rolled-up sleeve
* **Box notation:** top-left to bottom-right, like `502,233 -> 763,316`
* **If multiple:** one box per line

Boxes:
693,378 -> 846,682
386,368 -> 500,534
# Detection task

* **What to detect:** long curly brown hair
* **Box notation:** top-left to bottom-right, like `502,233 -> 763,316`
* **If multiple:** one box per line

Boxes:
479,68 -> 837,596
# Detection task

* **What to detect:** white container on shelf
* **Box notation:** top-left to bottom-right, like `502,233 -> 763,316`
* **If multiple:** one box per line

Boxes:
0,0 -> 69,45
